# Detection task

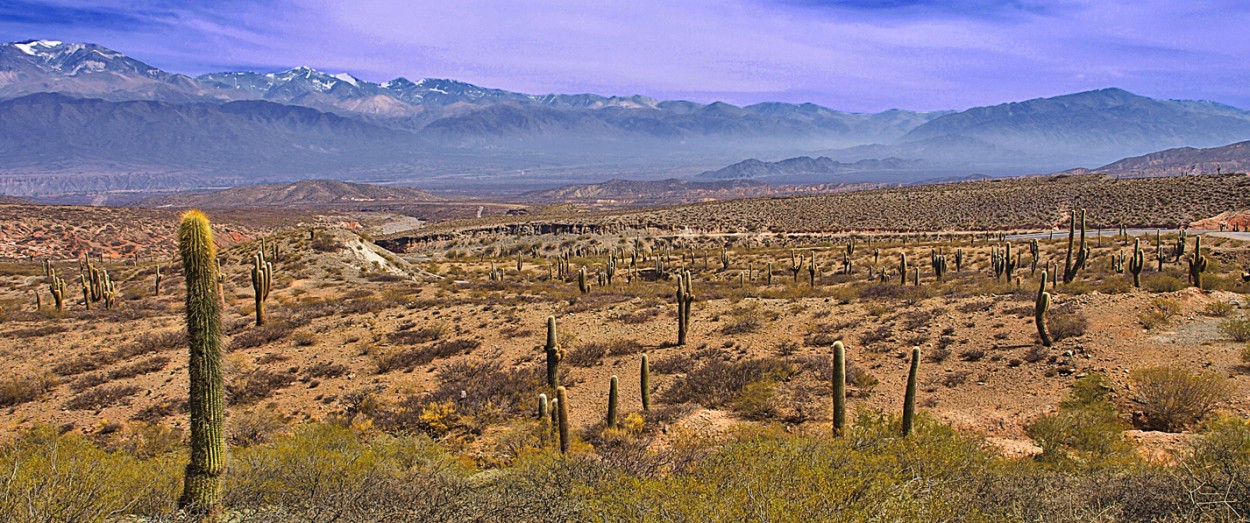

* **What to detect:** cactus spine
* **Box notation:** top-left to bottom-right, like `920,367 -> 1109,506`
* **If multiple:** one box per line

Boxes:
1128,239 -> 1144,288
557,386 -> 570,454
544,316 -> 564,388
902,346 -> 920,437
176,210 -> 226,516
607,375 -> 619,428
250,252 -> 272,326
832,341 -> 846,437
1188,236 -> 1208,289
640,354 -> 651,411
1036,270 -> 1052,347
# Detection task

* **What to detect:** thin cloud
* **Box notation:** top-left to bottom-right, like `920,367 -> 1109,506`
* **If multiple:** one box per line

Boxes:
0,0 -> 1247,111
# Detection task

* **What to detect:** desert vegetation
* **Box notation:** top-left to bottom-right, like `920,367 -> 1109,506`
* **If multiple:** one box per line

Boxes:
1,178 -> 1250,520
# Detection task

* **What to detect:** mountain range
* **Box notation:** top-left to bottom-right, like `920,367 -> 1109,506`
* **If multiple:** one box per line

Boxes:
4,39 -> 1250,197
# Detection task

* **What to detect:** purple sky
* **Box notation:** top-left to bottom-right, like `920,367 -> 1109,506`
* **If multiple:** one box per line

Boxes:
3,0 -> 1249,111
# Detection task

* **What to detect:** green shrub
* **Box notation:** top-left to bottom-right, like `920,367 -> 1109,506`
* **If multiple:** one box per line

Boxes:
1138,297 -> 1182,330
1220,315 -> 1250,342
1142,273 -> 1187,293
1027,374 -> 1134,468
1130,366 -> 1231,432
0,426 -> 181,521
1204,301 -> 1237,318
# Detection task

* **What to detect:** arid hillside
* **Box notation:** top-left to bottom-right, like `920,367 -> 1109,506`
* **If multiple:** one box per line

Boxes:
389,173 -> 1250,244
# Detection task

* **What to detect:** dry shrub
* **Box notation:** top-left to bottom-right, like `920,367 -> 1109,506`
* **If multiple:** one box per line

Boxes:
662,357 -> 795,408
1138,298 -> 1181,330
65,385 -> 141,411
231,323 -> 294,349
565,343 -> 606,367
0,372 -> 56,407
388,325 -> 446,345
1049,308 -> 1088,341
302,361 -> 349,380
228,369 -> 297,406
375,338 -> 480,373
1130,366 -> 1231,432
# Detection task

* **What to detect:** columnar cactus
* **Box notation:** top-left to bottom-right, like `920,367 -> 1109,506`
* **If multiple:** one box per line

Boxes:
1036,270 -> 1052,347
1155,230 -> 1166,272
154,264 -> 163,297
720,245 -> 730,270
1174,230 -> 1188,263
578,266 -> 589,294
899,252 -> 908,285
1188,236 -> 1209,289
640,354 -> 650,411
766,262 -> 774,286
954,248 -> 964,272
902,346 -> 920,437
1128,239 -> 1145,288
49,271 -> 65,312
251,252 -> 272,326
544,316 -> 564,388
808,252 -> 817,287
1029,239 -> 1040,274
538,393 -> 550,447
1062,209 -> 1089,284
101,270 -> 117,310
676,271 -> 694,346
607,375 -> 619,428
176,210 -> 226,516
790,249 -> 803,282
932,253 -> 947,280
832,341 -> 846,437
557,386 -> 570,454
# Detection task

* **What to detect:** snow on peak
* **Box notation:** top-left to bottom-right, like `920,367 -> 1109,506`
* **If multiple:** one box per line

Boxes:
12,40 -> 64,55
332,73 -> 358,86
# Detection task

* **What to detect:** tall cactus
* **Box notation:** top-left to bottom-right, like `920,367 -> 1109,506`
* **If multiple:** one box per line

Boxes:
176,210 -> 226,516
1128,239 -> 1145,288
544,316 -> 564,388
557,386 -> 570,454
1188,236 -> 1209,289
832,341 -> 846,437
790,249 -> 803,282
1036,270 -> 1052,347
808,251 -> 817,287
720,245 -> 730,270
607,375 -> 619,428
640,354 -> 650,411
902,346 -> 920,437
1062,209 -> 1089,284
899,252 -> 908,286
250,252 -> 272,326
49,271 -> 65,312
676,270 -> 694,346
154,264 -> 163,297
578,267 -> 589,294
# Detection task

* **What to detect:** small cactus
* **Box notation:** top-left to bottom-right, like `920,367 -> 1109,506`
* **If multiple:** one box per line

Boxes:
607,375 -> 619,428
640,354 -> 650,411
557,386 -> 570,454
1036,270 -> 1052,347
544,316 -> 564,388
902,346 -> 920,437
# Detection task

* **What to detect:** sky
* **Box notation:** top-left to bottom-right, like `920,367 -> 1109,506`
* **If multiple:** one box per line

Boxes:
1,0 -> 1248,112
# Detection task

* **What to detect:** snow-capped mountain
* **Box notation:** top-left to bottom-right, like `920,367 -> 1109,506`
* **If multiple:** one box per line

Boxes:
0,40 -> 213,102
